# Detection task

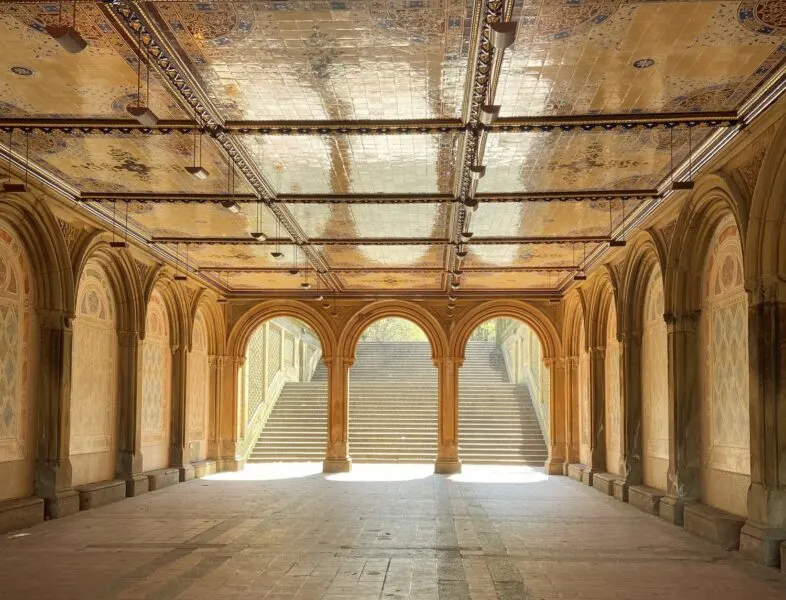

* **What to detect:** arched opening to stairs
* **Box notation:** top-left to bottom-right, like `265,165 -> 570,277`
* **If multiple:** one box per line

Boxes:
348,317 -> 438,463
241,317 -> 326,464
458,318 -> 549,466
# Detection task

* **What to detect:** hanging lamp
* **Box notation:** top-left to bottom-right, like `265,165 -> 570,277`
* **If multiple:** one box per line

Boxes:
609,198 -> 626,247
250,199 -> 266,239
488,21 -> 518,51
46,1 -> 87,54
288,244 -> 299,276
670,125 -> 695,192
127,25 -> 159,126
3,130 -> 30,193
185,128 -> 209,179
109,200 -> 129,248
220,160 -> 241,213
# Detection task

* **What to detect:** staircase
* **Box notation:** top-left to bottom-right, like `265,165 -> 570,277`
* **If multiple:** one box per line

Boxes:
248,340 -> 547,465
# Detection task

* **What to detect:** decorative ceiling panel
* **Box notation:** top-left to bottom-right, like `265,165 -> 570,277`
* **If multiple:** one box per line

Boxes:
463,243 -> 601,269
147,0 -> 473,121
287,203 -> 450,239
497,0 -> 786,116
478,128 -> 711,192
243,133 -> 457,194
14,132 -> 251,194
318,245 -> 445,269
125,201 -> 276,238
0,3 -> 187,119
226,271 -> 309,291
179,243 -> 298,270
462,271 -> 567,290
337,271 -> 442,291
471,198 -> 646,238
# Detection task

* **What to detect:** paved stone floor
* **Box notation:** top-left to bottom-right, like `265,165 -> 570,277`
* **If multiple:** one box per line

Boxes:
1,464 -> 785,600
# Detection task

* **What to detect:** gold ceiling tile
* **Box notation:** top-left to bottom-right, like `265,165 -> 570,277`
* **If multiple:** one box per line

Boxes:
287,203 -> 450,239
318,245 -> 444,269
0,4 -> 187,119
499,1 -> 785,116
147,0 -> 472,120
337,271 -> 442,291
461,271 -> 564,290
472,199 -> 646,238
16,132 -> 251,194
181,243 -> 297,270
227,271 -> 307,291
243,133 -> 457,194
464,244 -> 596,269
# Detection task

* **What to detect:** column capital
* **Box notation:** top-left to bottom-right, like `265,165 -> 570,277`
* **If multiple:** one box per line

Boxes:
36,307 -> 72,330
663,310 -> 700,332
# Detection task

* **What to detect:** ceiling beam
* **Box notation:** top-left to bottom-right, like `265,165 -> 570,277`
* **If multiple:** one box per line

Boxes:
151,236 -> 610,246
199,266 -> 577,273
0,112 -> 738,135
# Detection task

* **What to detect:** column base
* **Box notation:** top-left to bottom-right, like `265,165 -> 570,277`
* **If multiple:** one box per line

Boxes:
216,457 -> 245,472
739,521 -> 786,568
580,467 -> 597,487
566,463 -> 585,482
434,458 -> 461,475
178,464 -> 196,482
125,474 -> 149,497
658,494 -> 687,526
544,459 -> 566,475
45,488 -> 80,520
323,457 -> 352,473
75,479 -> 127,511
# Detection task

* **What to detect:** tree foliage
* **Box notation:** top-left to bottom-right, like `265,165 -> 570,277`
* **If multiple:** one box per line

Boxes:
359,317 -> 428,342
469,320 -> 497,342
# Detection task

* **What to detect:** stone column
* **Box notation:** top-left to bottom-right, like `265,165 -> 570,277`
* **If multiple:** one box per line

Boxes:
170,344 -> 193,481
660,311 -> 701,525
565,356 -> 581,465
740,283 -> 786,567
544,357 -> 568,475
435,356 -> 461,474
323,356 -> 351,472
206,354 -> 222,462
116,330 -> 145,495
214,355 -> 243,471
34,309 -> 79,519
585,346 -> 607,479
620,333 -> 643,486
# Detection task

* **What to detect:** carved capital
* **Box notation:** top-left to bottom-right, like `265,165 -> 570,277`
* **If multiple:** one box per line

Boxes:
37,308 -> 72,331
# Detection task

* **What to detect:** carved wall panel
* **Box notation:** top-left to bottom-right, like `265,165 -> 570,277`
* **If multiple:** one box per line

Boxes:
605,304 -> 621,475
70,261 -> 118,487
0,225 -> 34,501
141,289 -> 172,471
246,324 -> 266,420
578,323 -> 591,465
641,267 -> 669,490
700,217 -> 750,517
186,309 -> 210,462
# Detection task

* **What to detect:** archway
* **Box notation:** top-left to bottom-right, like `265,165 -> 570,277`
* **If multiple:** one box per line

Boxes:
241,317 -> 326,463
458,318 -> 549,465
347,317 -> 438,463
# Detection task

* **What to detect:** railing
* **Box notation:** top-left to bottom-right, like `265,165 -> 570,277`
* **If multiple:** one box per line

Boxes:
237,318 -> 322,459
498,319 -> 550,441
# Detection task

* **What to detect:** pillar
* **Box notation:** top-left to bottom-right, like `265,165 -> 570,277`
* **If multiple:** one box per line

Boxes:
323,356 -> 351,473
543,357 -> 566,474
116,330 -> 144,482
740,282 -> 786,567
565,356 -> 581,465
34,309 -> 79,519
170,344 -> 194,481
215,355 -> 244,471
206,355 -> 223,462
621,333 -> 643,486
435,356 -> 461,474
660,311 -> 701,525
586,346 -> 607,476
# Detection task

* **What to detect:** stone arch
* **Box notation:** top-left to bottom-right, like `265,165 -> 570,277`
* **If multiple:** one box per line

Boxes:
620,230 -> 667,336
143,270 -> 187,348
340,300 -> 447,363
0,220 -> 37,501
229,300 -> 336,361
585,267 -> 618,350
450,299 -> 560,361
665,173 -> 749,316
745,117 -> 786,295
189,290 -> 226,356
0,191 -> 73,316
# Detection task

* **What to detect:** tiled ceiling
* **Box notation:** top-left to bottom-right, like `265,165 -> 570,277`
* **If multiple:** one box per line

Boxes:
1,0 -> 785,296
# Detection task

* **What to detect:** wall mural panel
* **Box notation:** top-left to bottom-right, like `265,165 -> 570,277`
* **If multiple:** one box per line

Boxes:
70,261 -> 118,487
0,225 -> 34,501
141,289 -> 172,471
186,309 -> 210,462
605,303 -> 621,475
641,267 -> 669,490
700,218 -> 750,517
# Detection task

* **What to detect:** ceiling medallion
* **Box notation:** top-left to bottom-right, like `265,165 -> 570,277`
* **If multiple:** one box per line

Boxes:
9,66 -> 34,77
633,58 -> 656,69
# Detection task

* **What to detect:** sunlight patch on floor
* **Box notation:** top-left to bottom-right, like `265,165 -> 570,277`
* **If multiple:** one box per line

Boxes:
449,464 -> 549,484
205,462 -> 323,481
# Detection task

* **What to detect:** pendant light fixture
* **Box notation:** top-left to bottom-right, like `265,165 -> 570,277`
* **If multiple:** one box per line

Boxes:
220,160 -> 241,213
109,200 -> 129,248
250,199 -> 266,240
670,125 -> 695,192
185,128 -> 209,180
3,130 -> 30,193
46,1 -> 87,54
288,244 -> 299,276
574,243 -> 587,281
216,271 -> 229,304
488,20 -> 518,51
456,245 -> 468,259
314,273 -> 324,302
300,268 -> 311,290
479,104 -> 501,126
270,216 -> 284,259
174,243 -> 188,281
127,25 -> 158,126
